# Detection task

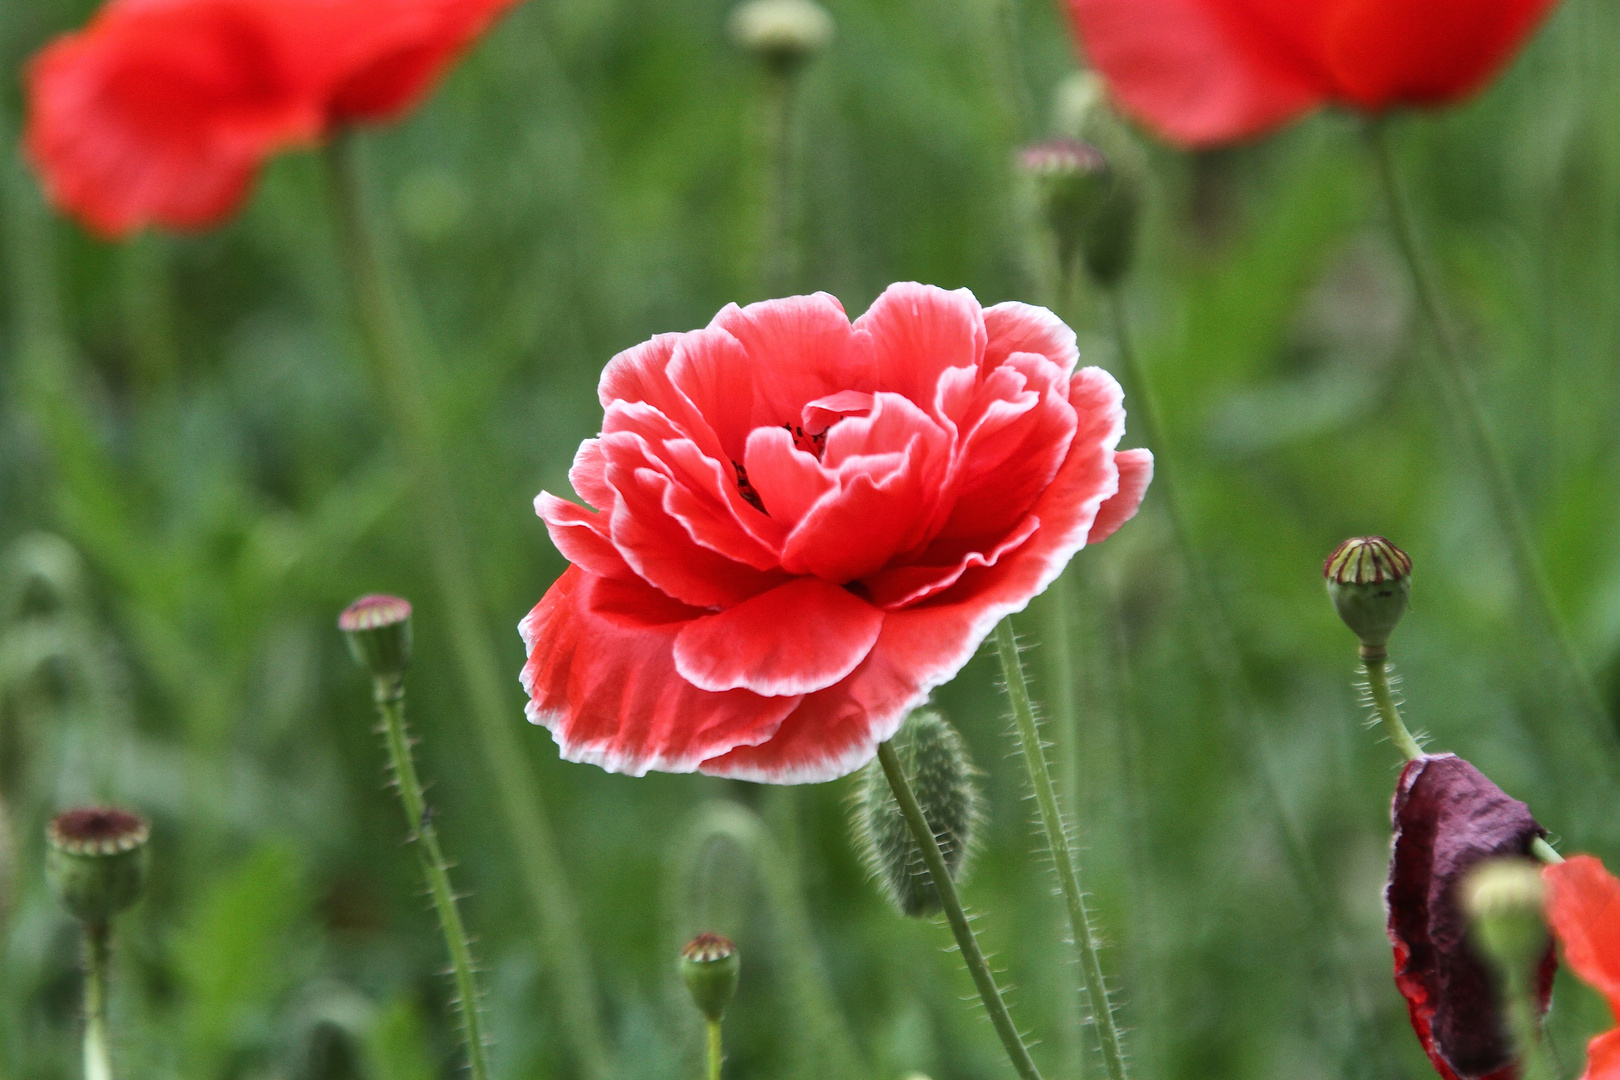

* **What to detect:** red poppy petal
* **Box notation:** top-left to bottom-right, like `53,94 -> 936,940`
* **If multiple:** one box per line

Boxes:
534,492 -> 633,581
1545,856 -> 1620,1018
1087,447 -> 1153,543
520,568 -> 800,776
673,577 -> 884,695
982,301 -> 1080,380
861,515 -> 1041,610
1388,754 -> 1554,1080
1065,0 -> 1325,146
1322,0 -> 1561,110
743,425 -> 836,527
856,283 -> 988,412
1582,1029 -> 1620,1080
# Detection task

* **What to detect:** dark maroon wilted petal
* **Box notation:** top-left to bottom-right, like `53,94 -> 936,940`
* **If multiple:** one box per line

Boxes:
1387,754 -> 1556,1080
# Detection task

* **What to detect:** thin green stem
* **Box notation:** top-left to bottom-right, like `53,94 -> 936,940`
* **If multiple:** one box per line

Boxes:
323,133 -> 610,1078
82,921 -> 112,1080
1364,118 -> 1609,739
762,71 -> 797,295
373,679 -> 490,1080
993,620 -> 1129,1080
706,1018 -> 723,1080
1362,657 -> 1423,762
1500,967 -> 1555,1080
1107,287 -> 1398,1078
875,741 -> 1044,1080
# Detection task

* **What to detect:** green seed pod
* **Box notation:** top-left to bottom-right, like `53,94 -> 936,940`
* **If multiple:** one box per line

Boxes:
46,807 -> 149,923
1040,72 -> 1147,288
853,710 -> 983,917
1463,858 -> 1548,975
338,595 -> 413,682
680,932 -> 740,1022
728,0 -> 833,75
1324,536 -> 1412,654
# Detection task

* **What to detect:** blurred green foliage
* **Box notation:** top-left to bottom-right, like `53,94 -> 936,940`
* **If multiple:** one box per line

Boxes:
3,0 -> 1620,1078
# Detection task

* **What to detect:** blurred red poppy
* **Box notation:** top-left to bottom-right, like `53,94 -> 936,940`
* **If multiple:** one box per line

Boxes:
1065,0 -> 1563,147
1387,754 -> 1554,1080
1545,855 -> 1620,1080
25,0 -> 520,237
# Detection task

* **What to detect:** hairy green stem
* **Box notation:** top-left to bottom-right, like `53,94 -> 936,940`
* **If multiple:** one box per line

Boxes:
373,678 -> 489,1080
1361,658 -> 1424,762
875,741 -> 1044,1080
1364,119 -> 1608,739
706,1019 -> 723,1080
994,619 -> 1129,1080
323,133 -> 610,1078
82,921 -> 112,1080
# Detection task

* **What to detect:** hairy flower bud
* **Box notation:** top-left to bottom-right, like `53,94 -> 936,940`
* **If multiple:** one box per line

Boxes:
1324,536 -> 1411,654
680,932 -> 740,1021
1464,858 -> 1549,975
728,0 -> 833,74
46,807 -> 149,922
853,710 -> 982,917
339,594 -> 413,681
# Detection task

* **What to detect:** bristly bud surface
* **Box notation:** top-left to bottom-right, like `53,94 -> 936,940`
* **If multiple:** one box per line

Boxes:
339,594 -> 413,681
680,932 -> 740,1021
1324,536 -> 1411,654
728,0 -> 833,75
1464,858 -> 1549,975
46,807 -> 149,922
852,710 -> 983,917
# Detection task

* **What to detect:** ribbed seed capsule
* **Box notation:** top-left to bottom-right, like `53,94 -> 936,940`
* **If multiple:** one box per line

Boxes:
853,710 -> 983,917
46,807 -> 149,923
1324,536 -> 1412,653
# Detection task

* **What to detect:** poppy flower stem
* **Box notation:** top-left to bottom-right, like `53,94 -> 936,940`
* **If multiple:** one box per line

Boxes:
371,676 -> 490,1080
993,619 -> 1130,1080
82,920 -> 113,1080
762,70 -> 798,295
875,740 -> 1046,1080
1360,656 -> 1424,762
1363,118 -> 1609,742
706,1018 -> 723,1080
323,132 -> 612,1079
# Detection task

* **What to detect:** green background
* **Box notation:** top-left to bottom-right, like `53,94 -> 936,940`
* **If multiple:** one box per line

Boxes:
3,0 -> 1620,1077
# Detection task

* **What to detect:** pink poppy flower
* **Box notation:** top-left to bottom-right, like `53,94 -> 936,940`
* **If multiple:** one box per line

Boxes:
520,284 -> 1153,783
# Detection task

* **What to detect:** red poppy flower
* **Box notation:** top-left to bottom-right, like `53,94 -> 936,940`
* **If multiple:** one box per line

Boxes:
25,0 -> 520,237
1387,754 -> 1555,1080
1544,855 -> 1620,1080
520,284 -> 1153,783
1065,0 -> 1563,147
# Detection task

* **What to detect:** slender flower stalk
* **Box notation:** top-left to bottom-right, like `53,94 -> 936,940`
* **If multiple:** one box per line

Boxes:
706,1019 -> 723,1080
994,619 -> 1129,1080
83,921 -> 112,1080
322,132 -> 610,1078
1363,118 -> 1609,740
875,740 -> 1045,1080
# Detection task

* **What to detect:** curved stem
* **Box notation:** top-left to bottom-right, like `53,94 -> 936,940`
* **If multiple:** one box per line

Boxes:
83,921 -> 112,1080
706,1019 -> 723,1080
1361,657 -> 1424,762
875,741 -> 1045,1080
1363,118 -> 1609,739
323,133 -> 610,1078
374,679 -> 490,1080
994,620 -> 1130,1080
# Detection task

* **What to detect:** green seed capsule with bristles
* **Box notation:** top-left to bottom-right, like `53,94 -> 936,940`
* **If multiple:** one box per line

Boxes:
853,710 -> 983,917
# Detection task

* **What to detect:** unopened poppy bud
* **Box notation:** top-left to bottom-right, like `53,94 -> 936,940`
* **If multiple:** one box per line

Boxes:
1464,858 -> 1549,975
728,0 -> 833,75
1020,135 -> 1139,288
46,807 -> 149,923
1324,536 -> 1411,655
680,932 -> 740,1021
339,595 -> 412,681
854,710 -> 983,917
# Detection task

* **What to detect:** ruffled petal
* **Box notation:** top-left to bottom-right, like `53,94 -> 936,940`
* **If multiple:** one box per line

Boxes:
743,425 -> 835,527
1546,856 -> 1620,1018
982,301 -> 1080,379
674,577 -> 884,695
856,283 -> 987,412
1087,447 -> 1153,543
520,568 -> 800,775
1582,1029 -> 1620,1080
534,492 -> 633,581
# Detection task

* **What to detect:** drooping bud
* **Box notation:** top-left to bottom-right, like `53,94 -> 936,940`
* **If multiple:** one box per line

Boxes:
338,595 -> 412,681
728,0 -> 833,75
1464,858 -> 1549,976
1324,536 -> 1411,655
680,932 -> 740,1021
853,710 -> 983,917
46,807 -> 149,923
